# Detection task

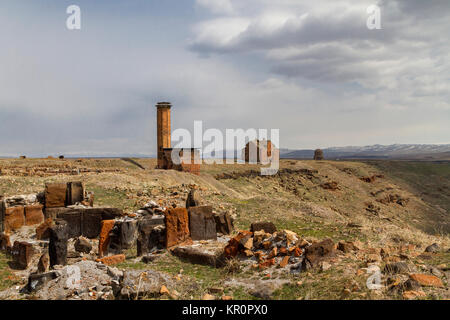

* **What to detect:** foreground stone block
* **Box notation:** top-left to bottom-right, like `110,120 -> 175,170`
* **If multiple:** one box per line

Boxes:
58,210 -> 82,239
214,212 -> 234,235
45,183 -> 67,208
38,253 -> 50,273
66,182 -> 84,205
24,204 -> 44,226
0,233 -> 11,251
25,271 -> 60,293
98,220 -> 115,258
56,207 -> 123,239
189,206 -> 217,241
49,220 -> 68,267
171,244 -> 226,267
250,222 -> 277,234
165,208 -> 190,248
4,206 -> 25,232
109,220 -> 138,254
137,217 -> 166,256
11,241 -> 34,269
36,218 -> 54,240
82,207 -> 123,236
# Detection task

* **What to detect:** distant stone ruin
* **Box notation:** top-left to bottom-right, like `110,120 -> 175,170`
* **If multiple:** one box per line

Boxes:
243,139 -> 274,164
156,102 -> 200,175
314,149 -> 324,160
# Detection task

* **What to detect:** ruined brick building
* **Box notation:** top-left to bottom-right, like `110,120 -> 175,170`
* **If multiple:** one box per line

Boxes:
243,139 -> 275,164
155,102 -> 200,175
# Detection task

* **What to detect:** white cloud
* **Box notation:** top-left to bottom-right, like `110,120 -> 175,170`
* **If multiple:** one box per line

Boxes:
189,0 -> 450,102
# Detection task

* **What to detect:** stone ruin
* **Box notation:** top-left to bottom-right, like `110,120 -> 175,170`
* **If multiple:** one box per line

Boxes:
314,149 -> 324,160
0,181 -> 236,299
156,102 -> 201,175
243,139 -> 275,164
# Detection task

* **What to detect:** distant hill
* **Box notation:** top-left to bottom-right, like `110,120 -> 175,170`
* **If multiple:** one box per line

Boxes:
281,144 -> 450,160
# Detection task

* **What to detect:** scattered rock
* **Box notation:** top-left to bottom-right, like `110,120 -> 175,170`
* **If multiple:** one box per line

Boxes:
49,220 -> 68,267
250,222 -> 277,234
279,256 -> 290,268
74,237 -> 92,254
424,243 -> 440,253
202,293 -> 215,300
214,212 -> 234,235
38,253 -> 50,273
409,274 -> 444,288
96,254 -> 126,266
402,290 -> 426,300
337,241 -> 359,253
160,285 -> 170,295
383,262 -> 415,274
304,238 -> 335,268
120,270 -> 172,299
320,181 -> 339,191
11,241 -> 35,269
402,279 -> 422,291
186,189 -> 201,209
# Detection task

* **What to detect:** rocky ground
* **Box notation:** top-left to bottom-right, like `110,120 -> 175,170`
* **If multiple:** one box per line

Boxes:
0,157 -> 449,300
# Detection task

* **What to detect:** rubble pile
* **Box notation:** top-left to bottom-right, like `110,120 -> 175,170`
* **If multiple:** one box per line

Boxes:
222,222 -> 339,273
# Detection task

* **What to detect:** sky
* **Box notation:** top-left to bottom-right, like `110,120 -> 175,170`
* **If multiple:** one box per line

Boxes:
0,0 -> 449,157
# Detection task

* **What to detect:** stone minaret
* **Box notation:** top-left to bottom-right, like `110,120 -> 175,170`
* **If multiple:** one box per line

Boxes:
156,102 -> 171,169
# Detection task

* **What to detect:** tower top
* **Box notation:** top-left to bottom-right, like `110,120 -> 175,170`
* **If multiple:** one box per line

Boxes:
156,102 -> 172,108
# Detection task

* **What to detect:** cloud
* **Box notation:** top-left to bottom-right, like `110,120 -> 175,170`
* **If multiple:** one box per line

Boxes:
189,0 -> 450,100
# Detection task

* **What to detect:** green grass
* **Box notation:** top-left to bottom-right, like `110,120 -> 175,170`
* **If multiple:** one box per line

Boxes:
86,186 -> 138,211
0,253 -> 18,291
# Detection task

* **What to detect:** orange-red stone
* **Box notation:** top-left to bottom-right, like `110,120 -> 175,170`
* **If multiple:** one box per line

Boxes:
96,254 -> 125,266
4,206 -> 25,232
165,208 -> 190,248
409,274 -> 444,287
24,204 -> 44,226
279,256 -> 290,268
36,218 -> 54,240
98,220 -> 115,258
